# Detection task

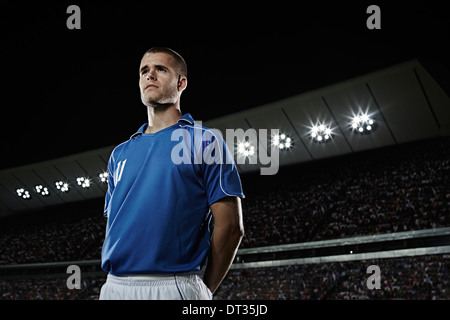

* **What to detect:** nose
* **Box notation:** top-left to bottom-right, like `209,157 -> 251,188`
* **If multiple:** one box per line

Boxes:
146,68 -> 157,81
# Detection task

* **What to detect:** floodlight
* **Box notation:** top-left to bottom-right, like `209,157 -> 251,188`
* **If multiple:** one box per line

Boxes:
309,123 -> 335,143
237,141 -> 255,157
55,181 -> 69,193
99,172 -> 108,183
35,185 -> 50,196
350,112 -> 377,135
272,133 -> 294,150
16,188 -> 31,199
77,177 -> 91,189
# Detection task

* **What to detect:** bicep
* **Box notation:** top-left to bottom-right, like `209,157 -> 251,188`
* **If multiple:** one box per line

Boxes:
210,196 -> 244,231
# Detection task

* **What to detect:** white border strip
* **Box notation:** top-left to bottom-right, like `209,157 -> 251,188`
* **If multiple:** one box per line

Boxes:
231,246 -> 450,269
238,227 -> 450,255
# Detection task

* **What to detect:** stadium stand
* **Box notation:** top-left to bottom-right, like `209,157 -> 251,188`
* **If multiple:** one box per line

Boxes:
239,136 -> 450,248
0,136 -> 449,299
214,255 -> 450,300
1,254 -> 448,300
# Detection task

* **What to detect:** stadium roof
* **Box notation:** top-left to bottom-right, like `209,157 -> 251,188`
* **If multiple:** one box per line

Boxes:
1,3 -> 450,218
3,3 -> 450,169
1,59 -> 449,217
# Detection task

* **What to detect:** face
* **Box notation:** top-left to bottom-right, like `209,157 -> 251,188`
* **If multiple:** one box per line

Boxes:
139,52 -> 185,108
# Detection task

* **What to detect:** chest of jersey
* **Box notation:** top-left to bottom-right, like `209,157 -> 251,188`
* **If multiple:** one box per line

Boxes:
111,131 -> 202,194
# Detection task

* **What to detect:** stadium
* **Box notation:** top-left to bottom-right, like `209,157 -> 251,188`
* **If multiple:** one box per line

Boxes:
1,3 -> 449,304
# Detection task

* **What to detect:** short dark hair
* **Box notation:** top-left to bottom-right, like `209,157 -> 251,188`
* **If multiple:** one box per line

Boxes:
144,47 -> 187,78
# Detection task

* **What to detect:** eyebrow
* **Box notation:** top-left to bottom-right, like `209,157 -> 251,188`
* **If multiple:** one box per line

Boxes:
139,65 -> 148,74
139,64 -> 169,74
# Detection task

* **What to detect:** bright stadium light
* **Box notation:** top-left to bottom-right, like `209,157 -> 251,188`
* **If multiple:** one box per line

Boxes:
350,112 -> 377,135
55,181 -> 69,193
16,188 -> 31,199
77,177 -> 91,189
272,133 -> 294,150
237,141 -> 255,157
99,172 -> 108,183
309,122 -> 335,143
35,185 -> 50,196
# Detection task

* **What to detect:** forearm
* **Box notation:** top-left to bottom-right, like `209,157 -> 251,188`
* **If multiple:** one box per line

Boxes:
203,220 -> 244,294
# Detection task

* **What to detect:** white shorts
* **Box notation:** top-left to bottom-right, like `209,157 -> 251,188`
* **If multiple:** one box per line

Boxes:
99,272 -> 213,300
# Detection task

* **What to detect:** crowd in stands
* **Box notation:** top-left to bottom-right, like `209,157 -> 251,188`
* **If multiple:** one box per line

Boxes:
1,137 -> 448,265
0,136 -> 449,299
214,254 -> 450,300
239,137 -> 450,247
0,276 -> 105,300
1,254 -> 448,300
0,201 -> 105,265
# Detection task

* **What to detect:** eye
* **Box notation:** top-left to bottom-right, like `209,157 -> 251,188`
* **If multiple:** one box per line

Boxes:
157,66 -> 166,72
141,70 -> 148,75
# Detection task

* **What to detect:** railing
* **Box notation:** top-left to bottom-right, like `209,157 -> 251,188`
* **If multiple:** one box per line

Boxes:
1,228 -> 449,279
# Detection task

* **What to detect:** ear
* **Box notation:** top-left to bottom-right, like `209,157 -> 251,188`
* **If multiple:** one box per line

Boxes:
178,76 -> 187,92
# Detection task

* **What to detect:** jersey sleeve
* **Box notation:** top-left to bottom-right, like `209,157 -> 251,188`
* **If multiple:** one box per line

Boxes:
103,152 -> 115,217
200,128 -> 245,206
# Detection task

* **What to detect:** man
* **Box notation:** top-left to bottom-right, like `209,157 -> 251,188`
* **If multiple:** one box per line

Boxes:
99,47 -> 245,300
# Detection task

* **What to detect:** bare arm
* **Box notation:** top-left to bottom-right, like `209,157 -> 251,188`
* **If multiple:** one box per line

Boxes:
203,196 -> 244,294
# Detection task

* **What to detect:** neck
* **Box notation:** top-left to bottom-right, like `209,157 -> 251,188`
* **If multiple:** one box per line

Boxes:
146,104 -> 182,134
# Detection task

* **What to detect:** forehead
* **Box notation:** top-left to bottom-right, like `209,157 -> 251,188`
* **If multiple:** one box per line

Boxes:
139,52 -> 176,69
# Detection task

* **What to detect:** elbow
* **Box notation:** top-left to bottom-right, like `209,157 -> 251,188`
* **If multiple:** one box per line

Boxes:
221,221 -> 244,244
238,224 -> 245,240
232,222 -> 245,243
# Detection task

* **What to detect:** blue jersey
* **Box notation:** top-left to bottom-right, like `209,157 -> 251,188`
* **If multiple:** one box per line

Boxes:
101,113 -> 245,275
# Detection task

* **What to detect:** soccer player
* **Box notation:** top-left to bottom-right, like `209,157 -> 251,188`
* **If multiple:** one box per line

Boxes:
99,47 -> 245,300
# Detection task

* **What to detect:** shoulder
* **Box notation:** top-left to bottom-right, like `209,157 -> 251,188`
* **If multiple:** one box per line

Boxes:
179,122 -> 222,138
109,123 -> 147,160
108,138 -> 133,165
177,113 -> 226,144
112,139 -> 130,154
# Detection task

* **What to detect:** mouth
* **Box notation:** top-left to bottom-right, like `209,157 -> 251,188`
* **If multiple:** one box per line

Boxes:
145,84 -> 158,90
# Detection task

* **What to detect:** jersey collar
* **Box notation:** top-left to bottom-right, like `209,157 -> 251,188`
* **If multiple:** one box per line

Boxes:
130,113 -> 195,139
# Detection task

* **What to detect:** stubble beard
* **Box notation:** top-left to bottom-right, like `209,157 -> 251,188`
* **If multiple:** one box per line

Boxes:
142,85 -> 178,110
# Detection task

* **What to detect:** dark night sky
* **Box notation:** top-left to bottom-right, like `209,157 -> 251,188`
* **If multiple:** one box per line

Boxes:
1,2 -> 449,170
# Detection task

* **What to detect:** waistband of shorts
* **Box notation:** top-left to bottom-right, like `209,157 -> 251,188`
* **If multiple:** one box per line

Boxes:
106,272 -> 203,287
